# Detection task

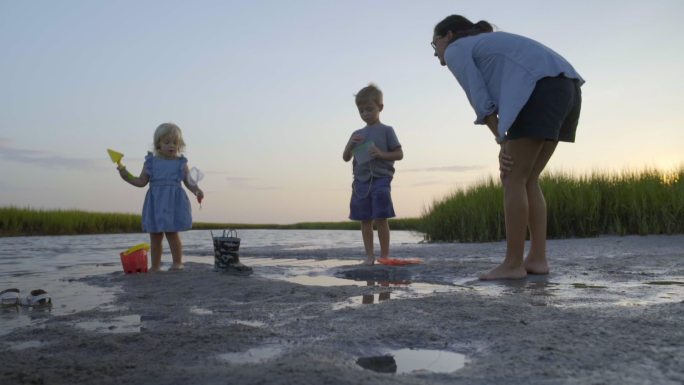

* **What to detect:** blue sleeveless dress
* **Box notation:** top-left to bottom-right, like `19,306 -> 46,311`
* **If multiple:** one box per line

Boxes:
141,152 -> 192,233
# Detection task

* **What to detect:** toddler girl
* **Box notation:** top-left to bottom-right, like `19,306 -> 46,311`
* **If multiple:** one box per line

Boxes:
117,123 -> 204,271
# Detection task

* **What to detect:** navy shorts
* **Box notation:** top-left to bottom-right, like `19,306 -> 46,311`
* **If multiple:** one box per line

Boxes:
506,76 -> 582,143
349,177 -> 396,221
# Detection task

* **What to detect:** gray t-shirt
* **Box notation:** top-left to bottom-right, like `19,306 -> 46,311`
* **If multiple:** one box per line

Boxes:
349,123 -> 401,182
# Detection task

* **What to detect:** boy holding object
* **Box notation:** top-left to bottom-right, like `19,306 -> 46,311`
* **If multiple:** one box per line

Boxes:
342,84 -> 404,265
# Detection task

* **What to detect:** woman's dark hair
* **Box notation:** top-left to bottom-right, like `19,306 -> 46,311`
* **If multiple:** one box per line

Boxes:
434,15 -> 493,42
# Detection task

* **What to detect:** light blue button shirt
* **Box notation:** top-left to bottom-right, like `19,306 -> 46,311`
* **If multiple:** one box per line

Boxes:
444,31 -> 585,138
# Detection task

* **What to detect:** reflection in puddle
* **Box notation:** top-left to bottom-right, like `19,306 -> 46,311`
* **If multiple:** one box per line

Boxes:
242,258 -> 365,287
75,314 -> 141,333
356,355 -> 396,373
464,275 -> 684,308
240,257 -> 351,269
358,348 -> 467,374
223,256 -> 684,309
392,348 -> 467,374
282,275 -> 365,287
363,291 -> 392,304
360,281 -> 398,304
334,281 -> 464,310
218,345 -> 284,364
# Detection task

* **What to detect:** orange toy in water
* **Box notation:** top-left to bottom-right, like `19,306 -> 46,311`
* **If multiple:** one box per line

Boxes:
377,258 -> 422,266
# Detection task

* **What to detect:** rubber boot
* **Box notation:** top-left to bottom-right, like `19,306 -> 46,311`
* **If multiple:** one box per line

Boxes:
213,238 -> 252,275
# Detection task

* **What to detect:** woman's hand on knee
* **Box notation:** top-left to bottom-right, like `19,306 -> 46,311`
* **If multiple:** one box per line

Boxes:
499,145 -> 513,177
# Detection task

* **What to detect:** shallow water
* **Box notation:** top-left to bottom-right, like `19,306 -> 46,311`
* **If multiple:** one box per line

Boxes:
0,230 -> 424,335
388,348 -> 467,374
217,345 -> 285,364
2,231 -> 681,337
454,274 -> 684,309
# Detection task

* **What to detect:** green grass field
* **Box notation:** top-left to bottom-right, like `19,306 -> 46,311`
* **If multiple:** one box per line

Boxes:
0,206 -> 420,237
421,166 -> 683,242
2,167 -> 681,240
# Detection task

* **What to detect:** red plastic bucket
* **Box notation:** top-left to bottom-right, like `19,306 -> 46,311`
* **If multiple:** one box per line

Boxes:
120,244 -> 149,274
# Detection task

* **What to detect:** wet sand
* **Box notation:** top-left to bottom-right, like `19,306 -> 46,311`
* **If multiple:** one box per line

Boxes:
1,235 -> 683,385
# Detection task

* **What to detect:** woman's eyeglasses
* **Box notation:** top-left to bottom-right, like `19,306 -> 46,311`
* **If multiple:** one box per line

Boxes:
431,35 -> 444,50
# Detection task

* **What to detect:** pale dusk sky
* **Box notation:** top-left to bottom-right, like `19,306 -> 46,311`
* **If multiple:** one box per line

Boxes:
1,0 -> 682,223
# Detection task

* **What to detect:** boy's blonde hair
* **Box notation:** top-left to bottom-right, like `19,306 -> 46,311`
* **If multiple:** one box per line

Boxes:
153,122 -> 186,156
355,83 -> 383,107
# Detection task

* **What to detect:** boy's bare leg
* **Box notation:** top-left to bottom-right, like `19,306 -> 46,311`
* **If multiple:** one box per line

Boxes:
375,218 -> 390,259
524,141 -> 557,275
361,220 -> 375,265
149,232 -> 164,272
165,232 -> 184,270
479,138 -> 545,280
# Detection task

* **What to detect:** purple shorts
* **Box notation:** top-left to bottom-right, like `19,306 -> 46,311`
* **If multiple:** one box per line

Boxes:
349,177 -> 396,221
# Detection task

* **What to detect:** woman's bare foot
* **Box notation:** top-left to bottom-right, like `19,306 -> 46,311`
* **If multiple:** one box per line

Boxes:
524,256 -> 549,275
149,266 -> 161,273
169,263 -> 184,271
362,257 -> 375,266
478,262 -> 527,280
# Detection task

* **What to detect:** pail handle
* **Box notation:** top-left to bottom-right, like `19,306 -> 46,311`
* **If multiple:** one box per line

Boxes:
211,229 -> 239,239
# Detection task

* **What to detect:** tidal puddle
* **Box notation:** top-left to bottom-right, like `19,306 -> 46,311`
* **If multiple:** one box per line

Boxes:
645,281 -> 684,286
189,306 -> 264,327
75,314 -> 141,333
217,319 -> 265,328
6,340 -> 49,351
0,264 -> 120,337
231,320 -> 265,327
240,257 -> 351,270
214,256 -> 684,309
283,274 -> 365,287
190,306 -> 213,315
333,281 -> 464,309
241,257 -> 367,287
238,257 -> 468,305
357,348 -> 467,374
467,275 -> 684,308
218,345 -> 284,364
572,283 -> 608,289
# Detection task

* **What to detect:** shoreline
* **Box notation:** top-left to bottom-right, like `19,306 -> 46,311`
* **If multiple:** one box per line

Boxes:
2,235 -> 683,384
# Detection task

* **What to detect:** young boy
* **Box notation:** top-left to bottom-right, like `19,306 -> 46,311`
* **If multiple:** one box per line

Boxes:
342,84 -> 403,265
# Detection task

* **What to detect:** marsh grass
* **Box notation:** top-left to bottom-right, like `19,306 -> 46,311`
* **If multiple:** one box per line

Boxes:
422,167 -> 683,242
0,207 -> 142,237
0,206 -> 422,237
3,167 -> 681,239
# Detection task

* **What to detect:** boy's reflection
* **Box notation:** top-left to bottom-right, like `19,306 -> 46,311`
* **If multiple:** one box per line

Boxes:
362,280 -> 409,304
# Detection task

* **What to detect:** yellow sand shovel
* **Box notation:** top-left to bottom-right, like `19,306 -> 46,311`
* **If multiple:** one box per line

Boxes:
107,149 -> 124,167
108,148 -> 135,180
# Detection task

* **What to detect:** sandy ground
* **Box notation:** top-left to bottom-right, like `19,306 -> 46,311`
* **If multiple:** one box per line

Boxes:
1,235 -> 683,385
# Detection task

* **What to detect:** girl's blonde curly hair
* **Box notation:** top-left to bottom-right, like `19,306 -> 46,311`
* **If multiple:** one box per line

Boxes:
153,123 -> 186,156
